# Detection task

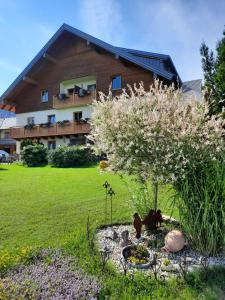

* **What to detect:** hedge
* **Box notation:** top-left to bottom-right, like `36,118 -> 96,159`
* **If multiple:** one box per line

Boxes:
48,146 -> 97,168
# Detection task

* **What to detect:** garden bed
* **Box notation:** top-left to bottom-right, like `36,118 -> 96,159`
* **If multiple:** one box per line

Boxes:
0,249 -> 101,299
96,224 -> 225,278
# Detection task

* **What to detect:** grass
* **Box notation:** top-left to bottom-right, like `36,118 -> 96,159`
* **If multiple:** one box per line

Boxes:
0,164 -> 174,251
0,164 -> 224,299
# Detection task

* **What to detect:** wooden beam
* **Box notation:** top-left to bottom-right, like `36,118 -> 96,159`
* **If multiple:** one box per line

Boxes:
23,76 -> 37,85
43,53 -> 57,64
0,103 -> 15,112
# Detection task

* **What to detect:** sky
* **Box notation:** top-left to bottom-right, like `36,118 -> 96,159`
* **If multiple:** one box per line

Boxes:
0,0 -> 225,95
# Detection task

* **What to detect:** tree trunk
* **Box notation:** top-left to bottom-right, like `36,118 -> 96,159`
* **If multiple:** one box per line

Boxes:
153,180 -> 158,211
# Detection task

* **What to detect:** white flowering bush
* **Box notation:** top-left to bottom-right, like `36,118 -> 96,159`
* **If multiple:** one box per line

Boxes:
90,81 -> 224,200
89,81 -> 225,254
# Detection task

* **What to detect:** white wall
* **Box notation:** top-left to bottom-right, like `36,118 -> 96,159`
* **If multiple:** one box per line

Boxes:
16,106 -> 93,126
60,76 -> 96,94
40,137 -> 70,148
16,141 -> 21,154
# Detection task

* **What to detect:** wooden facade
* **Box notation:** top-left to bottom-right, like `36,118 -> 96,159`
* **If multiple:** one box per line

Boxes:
13,33 -> 154,114
0,25 -> 180,146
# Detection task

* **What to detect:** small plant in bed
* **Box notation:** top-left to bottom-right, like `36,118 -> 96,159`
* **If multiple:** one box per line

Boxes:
123,245 -> 151,268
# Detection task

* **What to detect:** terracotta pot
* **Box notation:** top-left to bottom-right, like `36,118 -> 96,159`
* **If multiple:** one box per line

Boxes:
164,230 -> 185,252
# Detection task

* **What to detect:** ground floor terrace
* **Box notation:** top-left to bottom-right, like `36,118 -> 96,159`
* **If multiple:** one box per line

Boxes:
11,121 -> 89,153
0,142 -> 16,154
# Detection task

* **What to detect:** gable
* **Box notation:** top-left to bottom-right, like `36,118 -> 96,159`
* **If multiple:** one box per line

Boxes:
0,24 -> 181,103
14,36 -> 155,113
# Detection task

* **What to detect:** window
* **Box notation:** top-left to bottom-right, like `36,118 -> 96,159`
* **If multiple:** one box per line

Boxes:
48,115 -> 56,124
27,117 -> 35,125
67,88 -> 74,95
4,131 -> 10,139
48,141 -> 56,150
111,75 -> 122,90
41,90 -> 49,102
74,111 -> 82,121
87,84 -> 96,92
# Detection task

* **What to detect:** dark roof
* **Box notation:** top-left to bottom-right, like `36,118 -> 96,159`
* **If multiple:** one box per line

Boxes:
0,110 -> 15,118
116,47 -> 181,83
182,79 -> 202,100
0,23 -> 181,102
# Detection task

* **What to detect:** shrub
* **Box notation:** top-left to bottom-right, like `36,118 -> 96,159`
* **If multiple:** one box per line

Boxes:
48,146 -> 97,168
21,144 -> 48,167
20,139 -> 44,150
89,80 -> 225,211
89,80 -> 225,255
174,155 -> 225,256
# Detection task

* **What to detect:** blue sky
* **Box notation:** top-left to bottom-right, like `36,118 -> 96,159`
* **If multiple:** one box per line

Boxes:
0,0 -> 225,95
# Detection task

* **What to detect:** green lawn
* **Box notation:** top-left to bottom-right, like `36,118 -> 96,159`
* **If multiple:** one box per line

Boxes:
0,164 -> 224,300
0,164 -> 174,252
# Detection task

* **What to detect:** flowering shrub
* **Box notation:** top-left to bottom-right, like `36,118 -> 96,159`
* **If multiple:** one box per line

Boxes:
0,248 -> 101,299
90,80 -> 225,185
89,80 -> 225,253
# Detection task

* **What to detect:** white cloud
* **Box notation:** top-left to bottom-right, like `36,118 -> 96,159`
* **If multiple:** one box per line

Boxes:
78,0 -> 125,44
133,0 -> 225,81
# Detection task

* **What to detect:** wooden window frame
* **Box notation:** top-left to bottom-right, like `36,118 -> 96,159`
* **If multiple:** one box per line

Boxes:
74,111 -> 83,121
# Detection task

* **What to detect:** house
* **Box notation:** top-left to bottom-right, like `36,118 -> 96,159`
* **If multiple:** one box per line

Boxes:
0,24 -> 182,154
182,79 -> 202,101
0,116 -> 16,154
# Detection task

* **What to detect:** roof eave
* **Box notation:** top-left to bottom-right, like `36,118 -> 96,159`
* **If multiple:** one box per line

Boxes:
0,23 -> 178,101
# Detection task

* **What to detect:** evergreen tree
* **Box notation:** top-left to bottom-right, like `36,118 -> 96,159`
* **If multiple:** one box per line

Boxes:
200,27 -> 225,114
214,28 -> 225,110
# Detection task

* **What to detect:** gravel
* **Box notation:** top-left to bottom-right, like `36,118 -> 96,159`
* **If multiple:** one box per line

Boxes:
96,224 -> 225,277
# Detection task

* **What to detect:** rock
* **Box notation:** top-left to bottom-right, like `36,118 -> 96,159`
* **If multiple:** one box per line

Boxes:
120,230 -> 132,247
105,228 -> 119,241
161,263 -> 180,272
162,215 -> 179,226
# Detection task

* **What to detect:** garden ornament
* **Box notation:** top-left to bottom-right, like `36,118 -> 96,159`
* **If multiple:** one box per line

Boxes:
162,230 -> 185,253
133,213 -> 142,239
142,210 -> 157,231
103,181 -> 110,223
155,210 -> 163,227
120,230 -> 132,247
107,187 -> 115,225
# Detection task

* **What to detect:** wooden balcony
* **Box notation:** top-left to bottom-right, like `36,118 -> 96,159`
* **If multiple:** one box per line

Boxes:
10,122 -> 90,139
53,91 -> 96,109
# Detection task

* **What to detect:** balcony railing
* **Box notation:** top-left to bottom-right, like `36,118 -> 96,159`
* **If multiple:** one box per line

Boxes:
0,138 -> 16,145
10,122 -> 90,139
53,91 -> 96,109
